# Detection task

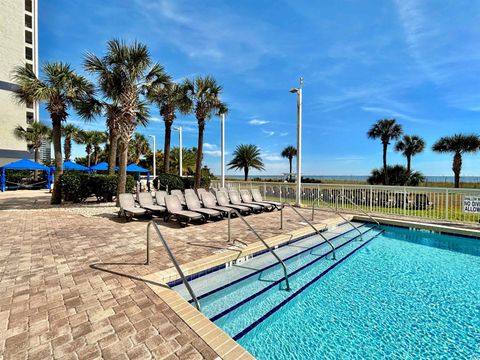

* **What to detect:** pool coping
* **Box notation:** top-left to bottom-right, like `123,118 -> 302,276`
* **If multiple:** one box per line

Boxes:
353,216 -> 480,238
143,216 -> 346,360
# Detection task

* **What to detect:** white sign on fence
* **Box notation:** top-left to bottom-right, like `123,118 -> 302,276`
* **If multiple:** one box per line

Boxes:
463,196 -> 480,213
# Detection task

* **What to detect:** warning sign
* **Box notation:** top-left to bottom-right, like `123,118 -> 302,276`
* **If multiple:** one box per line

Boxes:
463,196 -> 480,213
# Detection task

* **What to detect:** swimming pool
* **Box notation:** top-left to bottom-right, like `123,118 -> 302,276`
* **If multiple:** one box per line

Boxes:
174,224 -> 480,359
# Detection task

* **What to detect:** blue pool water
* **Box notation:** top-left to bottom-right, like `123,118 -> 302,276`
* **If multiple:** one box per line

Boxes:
201,225 -> 480,359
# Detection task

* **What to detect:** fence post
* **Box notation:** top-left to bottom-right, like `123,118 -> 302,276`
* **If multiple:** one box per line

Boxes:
445,188 -> 449,220
403,186 -> 407,215
264,182 -> 267,198
370,186 -> 373,212
341,186 -> 345,209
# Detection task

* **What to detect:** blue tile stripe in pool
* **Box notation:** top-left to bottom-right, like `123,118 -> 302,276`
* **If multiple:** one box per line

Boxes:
192,224 -> 372,303
232,230 -> 385,341
167,221 -> 356,288
209,227 -> 381,322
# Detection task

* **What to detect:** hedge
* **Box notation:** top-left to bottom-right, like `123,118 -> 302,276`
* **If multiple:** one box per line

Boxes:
60,172 -> 135,202
154,173 -> 212,190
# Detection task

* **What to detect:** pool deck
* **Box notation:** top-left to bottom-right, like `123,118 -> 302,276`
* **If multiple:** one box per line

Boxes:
0,190 -> 341,360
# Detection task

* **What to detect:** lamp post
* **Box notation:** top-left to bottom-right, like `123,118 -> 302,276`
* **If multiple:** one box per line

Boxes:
221,112 -> 225,188
173,127 -> 183,177
289,77 -> 303,207
148,135 -> 156,179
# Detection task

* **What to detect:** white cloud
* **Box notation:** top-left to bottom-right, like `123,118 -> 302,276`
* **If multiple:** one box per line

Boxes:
262,152 -> 283,161
150,117 -> 163,123
249,119 -> 269,125
361,106 -> 433,124
204,150 -> 228,157
204,143 -> 217,150
262,130 -> 275,137
279,132 -> 288,137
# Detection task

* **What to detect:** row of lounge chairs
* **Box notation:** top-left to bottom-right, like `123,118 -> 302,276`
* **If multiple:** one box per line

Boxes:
118,188 -> 283,226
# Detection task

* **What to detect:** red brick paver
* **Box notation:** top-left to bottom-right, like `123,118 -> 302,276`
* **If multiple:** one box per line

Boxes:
0,197 -> 338,359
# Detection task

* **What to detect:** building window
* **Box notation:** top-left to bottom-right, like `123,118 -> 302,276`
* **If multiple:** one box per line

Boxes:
26,101 -> 33,109
25,14 -> 32,28
26,112 -> 34,125
25,30 -> 32,45
25,47 -> 32,60
26,63 -> 33,71
25,0 -> 32,12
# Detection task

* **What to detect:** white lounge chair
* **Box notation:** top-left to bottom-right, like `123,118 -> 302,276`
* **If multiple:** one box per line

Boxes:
239,189 -> 274,212
118,193 -> 151,221
215,191 -> 251,215
164,195 -> 205,227
184,191 -> 223,221
138,192 -> 166,215
251,188 -> 283,210
228,189 -> 262,213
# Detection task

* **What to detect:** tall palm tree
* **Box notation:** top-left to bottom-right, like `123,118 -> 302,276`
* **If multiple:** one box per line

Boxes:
13,122 -> 51,164
91,131 -> 108,165
169,147 -> 197,175
184,76 -> 227,188
84,39 -> 169,195
128,132 -> 151,164
74,130 -> 95,167
395,135 -> 425,174
13,62 -> 94,204
228,144 -> 265,181
61,123 -> 80,161
148,81 -> 191,173
367,118 -> 403,185
432,134 -> 480,188
281,145 -> 297,181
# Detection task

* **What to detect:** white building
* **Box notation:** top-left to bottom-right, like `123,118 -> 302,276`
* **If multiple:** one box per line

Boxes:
0,0 -> 39,166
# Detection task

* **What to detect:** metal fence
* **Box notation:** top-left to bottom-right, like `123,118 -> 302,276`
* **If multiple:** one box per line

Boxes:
211,180 -> 480,224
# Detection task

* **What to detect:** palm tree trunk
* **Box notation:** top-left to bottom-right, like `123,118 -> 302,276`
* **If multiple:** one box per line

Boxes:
453,152 -> 462,188
194,121 -> 205,189
87,152 -> 91,168
244,167 -> 249,181
34,148 -> 39,181
164,120 -> 172,174
64,136 -> 71,161
108,129 -> 118,175
289,158 -> 293,182
51,116 -> 63,204
383,142 -> 388,185
117,140 -> 129,201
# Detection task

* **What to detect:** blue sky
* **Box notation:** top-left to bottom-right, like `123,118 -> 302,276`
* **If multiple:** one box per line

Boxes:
39,0 -> 480,176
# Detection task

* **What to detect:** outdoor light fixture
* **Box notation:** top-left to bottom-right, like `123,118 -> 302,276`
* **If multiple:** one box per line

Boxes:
290,77 -> 303,207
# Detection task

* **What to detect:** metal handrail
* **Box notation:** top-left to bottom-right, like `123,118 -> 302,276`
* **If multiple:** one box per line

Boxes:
227,209 -> 290,291
312,195 -> 363,236
147,221 -> 201,311
341,195 -> 380,225
280,203 -> 336,260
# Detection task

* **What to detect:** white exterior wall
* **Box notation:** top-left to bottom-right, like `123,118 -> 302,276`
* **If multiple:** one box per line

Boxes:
0,0 -> 38,165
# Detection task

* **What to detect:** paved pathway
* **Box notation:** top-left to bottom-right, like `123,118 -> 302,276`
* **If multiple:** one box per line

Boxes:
0,191 -> 339,359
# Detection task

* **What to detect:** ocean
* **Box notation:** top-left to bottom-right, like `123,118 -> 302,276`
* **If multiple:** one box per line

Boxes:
222,175 -> 480,183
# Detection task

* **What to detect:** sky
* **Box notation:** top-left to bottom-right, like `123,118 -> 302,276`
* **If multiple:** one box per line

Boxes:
38,0 -> 480,176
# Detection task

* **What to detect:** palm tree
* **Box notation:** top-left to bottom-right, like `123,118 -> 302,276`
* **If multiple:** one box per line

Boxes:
128,132 -> 151,164
228,144 -> 265,181
62,124 -> 80,161
74,130 -> 95,167
281,145 -> 297,181
367,118 -> 403,185
432,134 -> 480,188
84,39 -> 169,196
91,131 -> 108,165
13,122 -> 51,164
13,63 -> 94,203
148,81 -> 191,173
184,76 -> 227,188
169,147 -> 197,175
395,135 -> 425,175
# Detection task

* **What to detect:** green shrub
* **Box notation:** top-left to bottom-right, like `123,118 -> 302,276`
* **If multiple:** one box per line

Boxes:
60,173 -> 135,202
157,173 -> 184,191
60,172 -> 91,202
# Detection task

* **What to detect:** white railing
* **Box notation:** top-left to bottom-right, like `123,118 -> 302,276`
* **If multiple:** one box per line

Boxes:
211,180 -> 480,224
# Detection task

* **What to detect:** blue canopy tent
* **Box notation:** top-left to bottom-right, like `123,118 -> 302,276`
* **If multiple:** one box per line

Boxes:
126,163 -> 150,180
90,162 -> 118,172
50,160 -> 91,174
1,159 -> 52,192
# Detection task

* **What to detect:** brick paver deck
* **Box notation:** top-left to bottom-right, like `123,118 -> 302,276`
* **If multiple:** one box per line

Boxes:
0,191 -> 339,359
